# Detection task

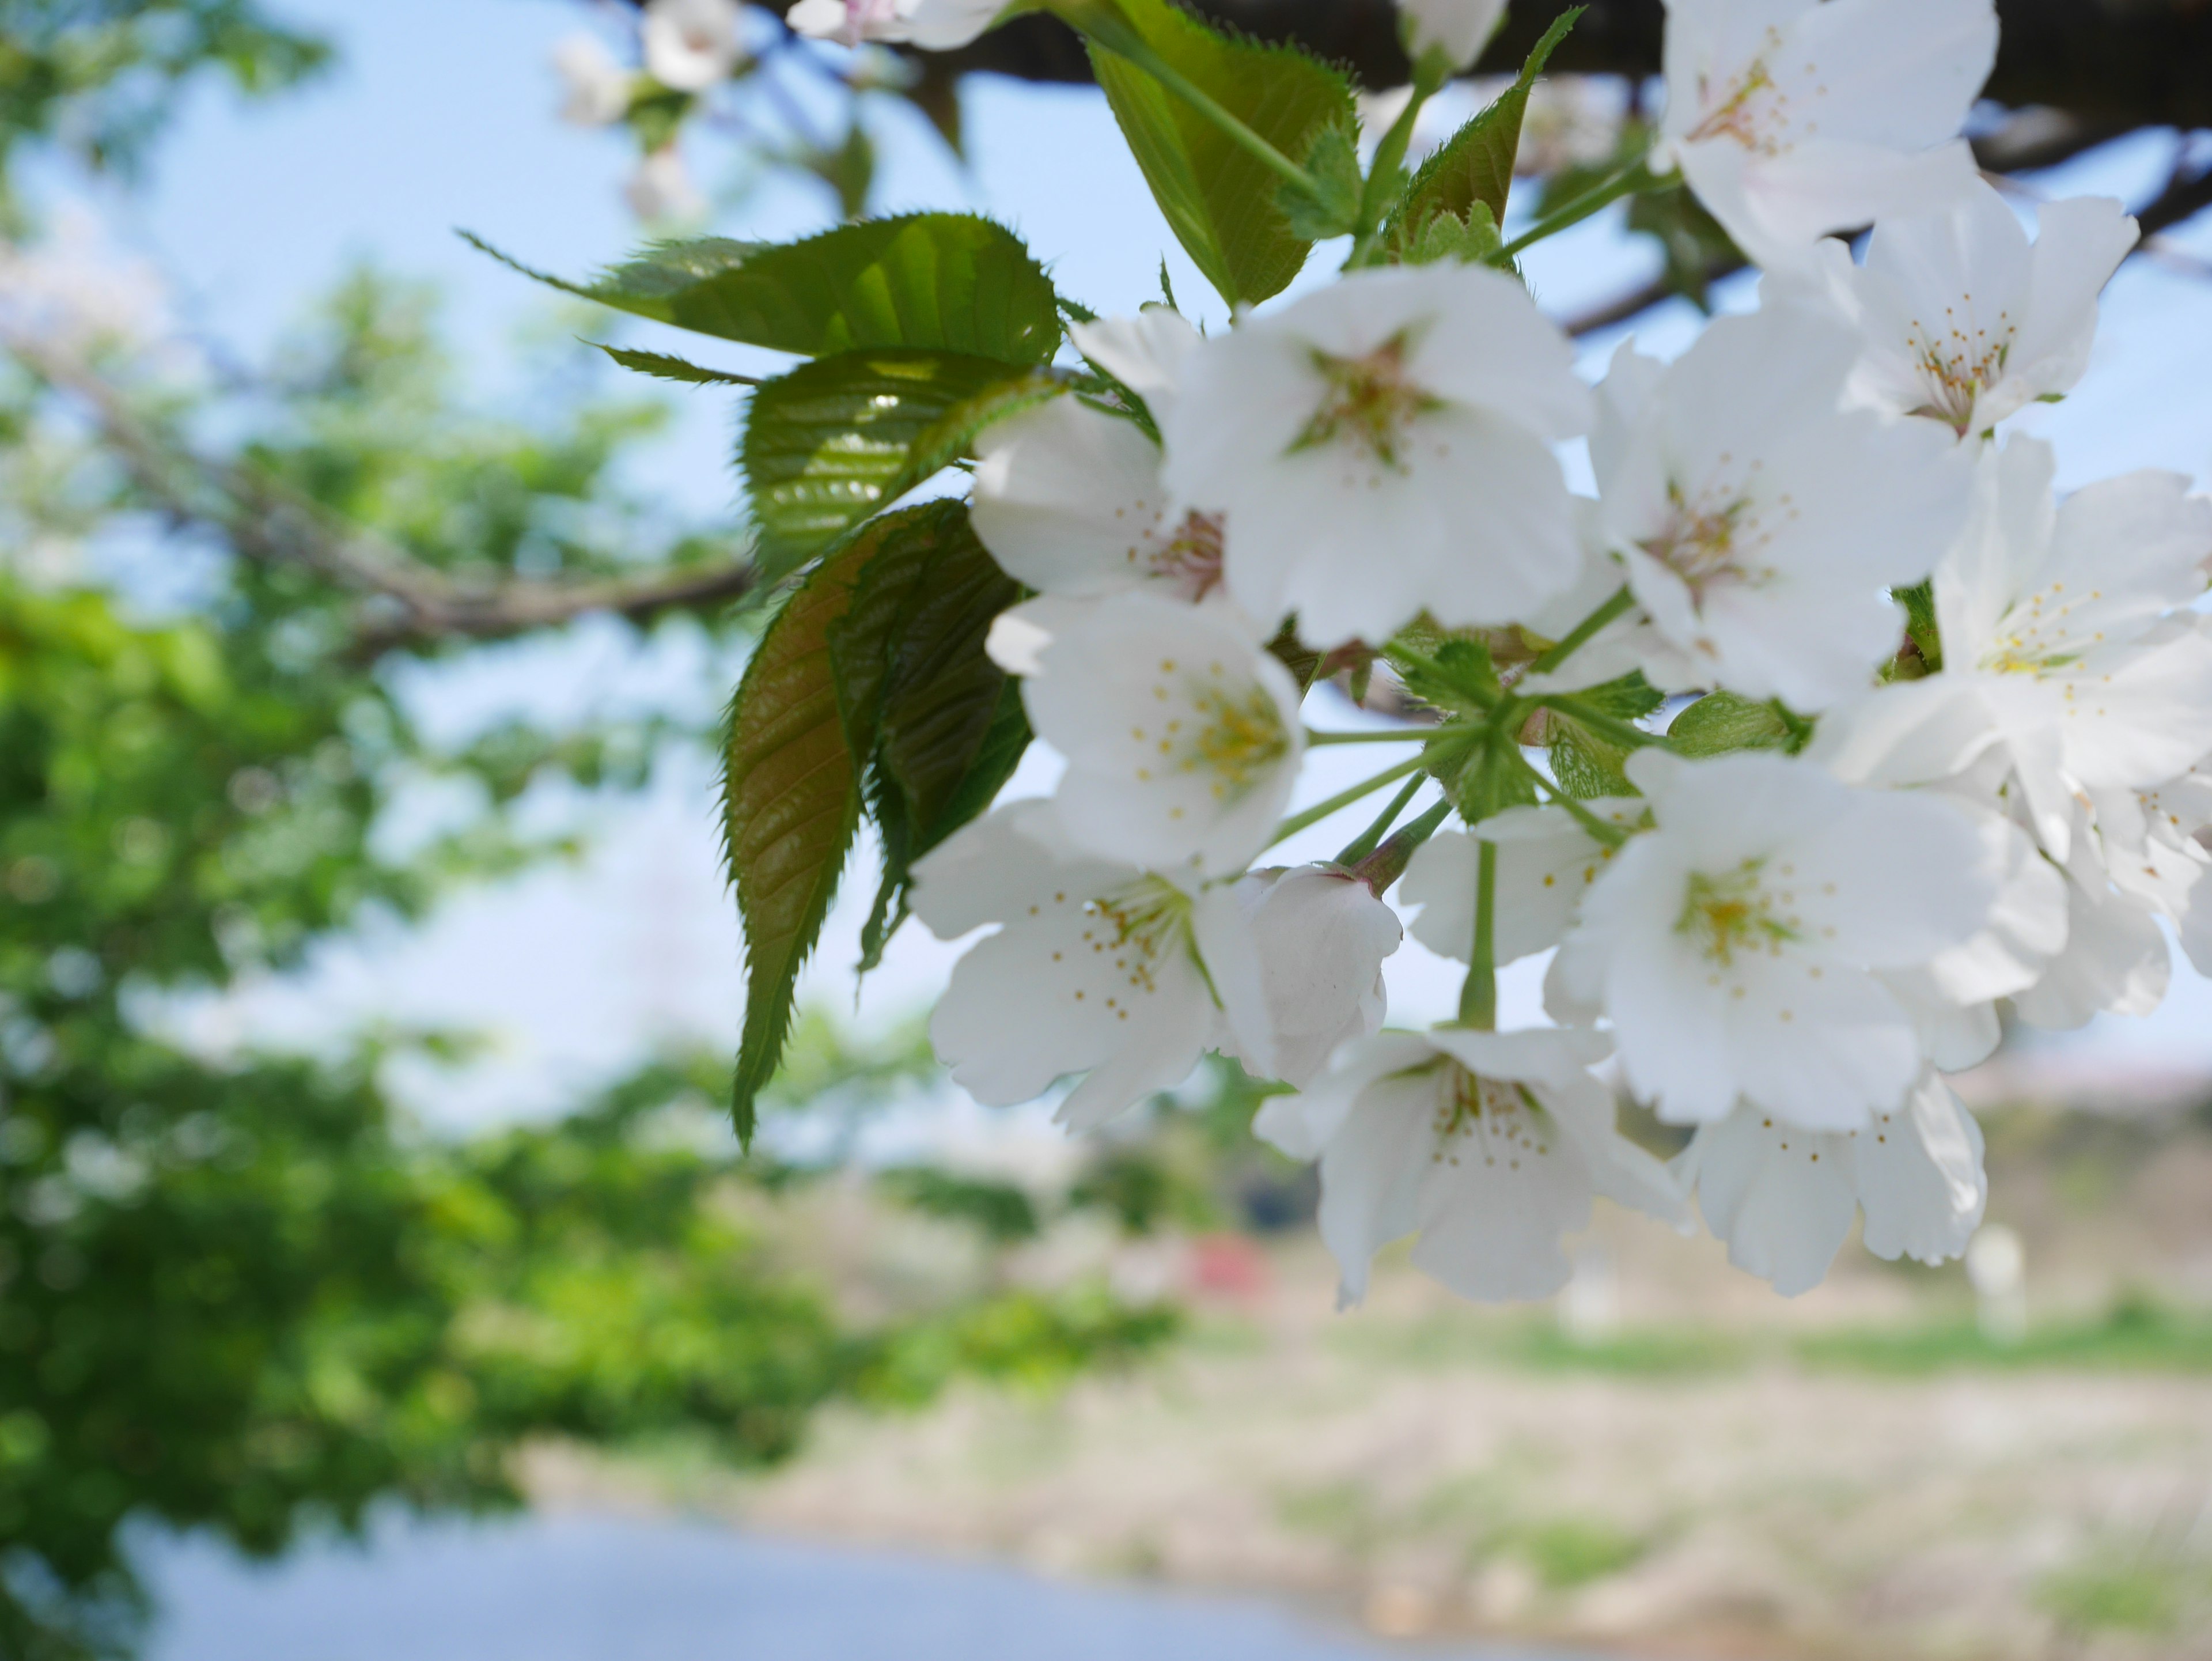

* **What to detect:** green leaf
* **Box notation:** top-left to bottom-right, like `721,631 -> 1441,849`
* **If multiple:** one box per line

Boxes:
826,500 -> 1032,972
1569,669 -> 1665,722
1078,0 -> 1355,307
1399,199 -> 1502,266
724,531 -> 879,1145
1385,7 -> 1579,260
1440,727 -> 1541,825
463,214 -> 1065,364
741,350 -> 1060,576
1547,713 -> 1634,799
1277,119 -> 1363,243
588,342 -> 759,386
1666,690 -> 1792,757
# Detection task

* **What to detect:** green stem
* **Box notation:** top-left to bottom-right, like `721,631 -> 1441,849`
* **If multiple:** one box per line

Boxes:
1051,0 -> 1310,194
1344,60 -> 1445,268
1527,584 -> 1634,677
1267,754 -> 1427,848
1492,158 -> 1657,263
1348,799 -> 1453,894
1508,747 -> 1630,846
1304,727 -> 1429,745
1335,771 -> 1426,864
1457,839 -> 1498,1029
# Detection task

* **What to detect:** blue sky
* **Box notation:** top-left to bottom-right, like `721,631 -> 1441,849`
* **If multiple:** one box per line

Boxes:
86,0 -> 2212,1129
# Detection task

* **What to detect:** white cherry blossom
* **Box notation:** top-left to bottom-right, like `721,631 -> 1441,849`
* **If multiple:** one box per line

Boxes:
1255,1027 -> 1685,1305
1821,437 -> 2212,861
1551,748 -> 2001,1130
1674,1072 -> 1986,1295
1401,800 -> 1644,968
1397,0 -> 1508,70
552,33 -> 631,126
2007,804 -> 2170,1029
1589,305 -> 1972,710
1070,308 -> 1201,425
972,396 -> 1227,606
1015,591 -> 1305,879
1159,262 -> 1592,649
1653,0 -> 1997,270
623,146 -> 706,221
642,0 -> 744,90
1796,180 -> 2138,435
786,0 -> 1005,50
1211,865 -> 1403,1087
909,801 -> 1242,1130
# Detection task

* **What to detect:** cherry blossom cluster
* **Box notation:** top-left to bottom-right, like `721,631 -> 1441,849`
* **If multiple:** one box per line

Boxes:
817,0 -> 2212,1300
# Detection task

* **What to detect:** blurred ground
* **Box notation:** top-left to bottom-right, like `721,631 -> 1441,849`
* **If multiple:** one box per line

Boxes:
528,1095 -> 2212,1661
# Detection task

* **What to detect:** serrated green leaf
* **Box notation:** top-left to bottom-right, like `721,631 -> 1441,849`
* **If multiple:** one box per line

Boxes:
1666,690 -> 1792,756
588,342 -> 759,386
1570,669 -> 1665,721
827,501 -> 1032,973
1399,199 -> 1502,266
1547,713 -> 1634,799
1075,0 -> 1355,307
463,214 -> 1065,363
741,350 -> 1059,576
724,531 -> 877,1145
1445,728 -> 1541,825
1385,7 -> 1579,260
1278,119 -> 1363,242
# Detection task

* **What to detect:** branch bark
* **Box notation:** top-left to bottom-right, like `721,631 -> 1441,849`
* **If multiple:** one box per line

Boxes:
923,0 -> 2212,131
8,335 -> 759,649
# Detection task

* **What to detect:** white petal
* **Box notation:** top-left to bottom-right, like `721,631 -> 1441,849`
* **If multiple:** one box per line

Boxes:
1853,1074 -> 1985,1266
1681,1106 -> 1858,1296
1070,309 -> 1200,424
971,397 -> 1175,597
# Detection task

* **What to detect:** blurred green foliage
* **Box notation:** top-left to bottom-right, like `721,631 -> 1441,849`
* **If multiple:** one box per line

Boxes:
0,36 -> 1169,1656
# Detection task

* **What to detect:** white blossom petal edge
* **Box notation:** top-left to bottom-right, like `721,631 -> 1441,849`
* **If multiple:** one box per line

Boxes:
1255,1027 -> 1686,1306
1676,1073 -> 1986,1295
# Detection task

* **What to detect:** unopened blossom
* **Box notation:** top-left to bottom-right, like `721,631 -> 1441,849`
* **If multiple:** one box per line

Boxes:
972,396 -> 1229,608
1397,0 -> 1508,70
1015,591 -> 1305,879
1552,749 -> 2001,1130
1256,1027 -> 1685,1304
623,146 -> 706,221
1797,180 -> 2138,436
1590,307 -> 1972,710
786,0 -> 1006,50
1675,1072 -> 1985,1295
1160,262 -> 1592,649
1070,307 -> 1200,425
642,0 -> 744,89
1401,800 -> 1644,968
1819,437 -> 2212,861
909,801 -> 1242,1130
1654,0 -> 1997,270
552,32 -> 631,126
1211,865 -> 1403,1087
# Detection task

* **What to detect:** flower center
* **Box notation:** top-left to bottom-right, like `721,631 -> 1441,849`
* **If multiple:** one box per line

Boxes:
1181,672 -> 1290,802
1675,859 -> 1799,966
1638,480 -> 1770,604
1907,312 -> 2012,433
1430,1068 -> 1551,1168
1291,330 -> 1443,473
1978,580 -> 2097,675
1082,876 -> 1193,993
1145,510 -> 1225,602
1684,39 -> 1793,156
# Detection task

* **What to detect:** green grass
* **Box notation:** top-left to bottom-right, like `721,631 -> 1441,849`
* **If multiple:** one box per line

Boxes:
1515,1518 -> 1646,1587
1328,1299 -> 2212,1380
1798,1298 -> 2212,1376
2038,1560 -> 2190,1635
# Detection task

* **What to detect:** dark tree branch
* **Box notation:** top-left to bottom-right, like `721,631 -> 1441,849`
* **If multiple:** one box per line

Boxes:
8,335 -> 759,648
918,0 -> 2212,131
